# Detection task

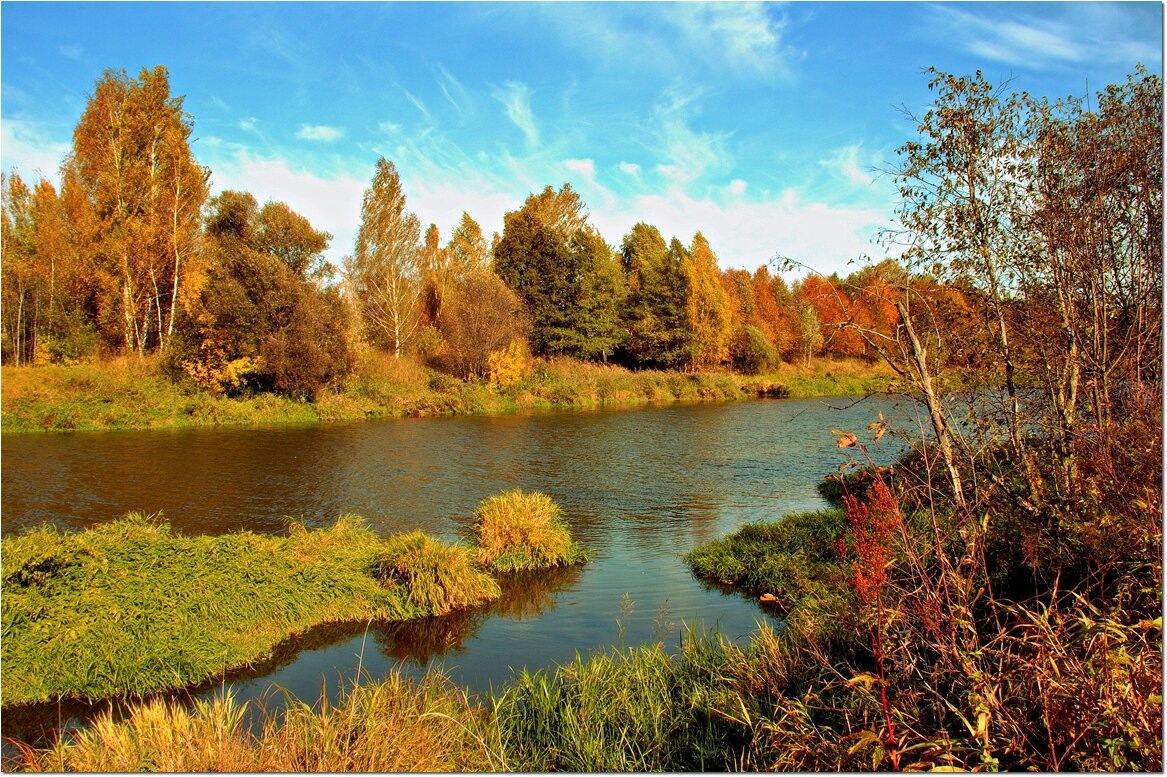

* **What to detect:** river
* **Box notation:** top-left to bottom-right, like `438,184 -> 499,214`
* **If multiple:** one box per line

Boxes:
1,395 -> 913,747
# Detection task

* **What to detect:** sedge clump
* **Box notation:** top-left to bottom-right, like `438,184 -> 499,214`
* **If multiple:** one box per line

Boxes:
470,490 -> 585,573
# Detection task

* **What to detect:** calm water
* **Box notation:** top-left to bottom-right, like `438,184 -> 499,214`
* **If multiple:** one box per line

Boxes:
1,396 -> 912,746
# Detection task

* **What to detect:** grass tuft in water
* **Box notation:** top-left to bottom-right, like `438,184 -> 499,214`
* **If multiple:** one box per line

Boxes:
373,531 -> 501,616
469,489 -> 587,572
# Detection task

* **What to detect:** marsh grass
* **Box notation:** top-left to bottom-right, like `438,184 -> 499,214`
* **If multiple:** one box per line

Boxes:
469,489 -> 586,572
1,514 -> 410,705
374,531 -> 501,615
1,500 -> 580,707
492,632 -> 759,772
19,671 -> 501,772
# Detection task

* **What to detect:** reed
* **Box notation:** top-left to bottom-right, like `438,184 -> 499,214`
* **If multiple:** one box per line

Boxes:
492,631 -> 757,772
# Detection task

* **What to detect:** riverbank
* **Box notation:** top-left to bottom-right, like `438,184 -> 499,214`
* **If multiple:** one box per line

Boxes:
0,353 -> 891,434
1,491 -> 584,707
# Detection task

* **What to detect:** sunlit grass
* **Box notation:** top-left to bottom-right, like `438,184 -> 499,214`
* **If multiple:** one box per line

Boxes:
470,489 -> 587,572
19,671 -> 502,772
1,496 -> 582,706
374,530 -> 501,615
2,354 -> 892,433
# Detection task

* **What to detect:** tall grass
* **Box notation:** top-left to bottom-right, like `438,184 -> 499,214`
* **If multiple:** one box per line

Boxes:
470,489 -> 586,572
493,632 -> 760,772
1,514 -> 409,704
18,671 -> 502,772
685,509 -> 856,649
374,531 -> 501,615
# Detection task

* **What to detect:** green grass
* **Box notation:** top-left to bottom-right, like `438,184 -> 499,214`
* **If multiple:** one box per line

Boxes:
1,494 -> 586,706
374,531 -> 501,615
684,509 -> 857,648
492,633 -> 759,772
2,353 -> 893,434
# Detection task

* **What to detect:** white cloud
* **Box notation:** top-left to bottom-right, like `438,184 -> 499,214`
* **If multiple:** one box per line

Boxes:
238,117 -> 259,133
0,119 -> 71,185
435,63 -> 474,118
670,3 -> 795,78
583,185 -> 894,276
728,179 -> 748,197
402,89 -> 433,123
492,81 -> 539,146
521,2 -> 801,80
295,124 -> 344,142
618,161 -> 640,176
820,144 -> 875,188
564,158 -> 595,178
378,121 -> 401,135
649,83 -> 732,184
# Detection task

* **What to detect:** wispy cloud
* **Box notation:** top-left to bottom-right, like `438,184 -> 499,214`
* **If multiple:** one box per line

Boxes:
435,63 -> 474,118
930,4 -> 1160,70
295,124 -> 344,142
618,161 -> 640,176
650,83 -> 732,185
670,2 -> 797,78
519,2 -> 801,80
402,89 -> 433,123
492,81 -> 538,147
819,144 -> 877,188
58,44 -> 84,61
564,158 -> 595,178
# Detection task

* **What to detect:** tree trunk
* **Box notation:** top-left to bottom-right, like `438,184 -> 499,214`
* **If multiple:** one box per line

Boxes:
897,300 -> 966,510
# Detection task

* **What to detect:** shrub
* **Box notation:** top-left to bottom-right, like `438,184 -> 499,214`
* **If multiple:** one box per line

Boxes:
469,490 -> 585,572
374,531 -> 501,615
487,339 -> 532,390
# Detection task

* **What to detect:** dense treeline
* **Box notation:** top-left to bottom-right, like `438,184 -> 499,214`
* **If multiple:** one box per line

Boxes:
2,65 -> 934,398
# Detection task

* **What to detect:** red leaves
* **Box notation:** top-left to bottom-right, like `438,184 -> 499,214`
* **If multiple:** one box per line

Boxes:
838,479 -> 903,607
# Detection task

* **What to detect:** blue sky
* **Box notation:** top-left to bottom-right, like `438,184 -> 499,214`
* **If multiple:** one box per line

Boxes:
2,2 -> 1161,276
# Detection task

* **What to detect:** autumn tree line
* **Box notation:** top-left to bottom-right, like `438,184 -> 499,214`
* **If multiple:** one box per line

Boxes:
2,65 -> 1161,422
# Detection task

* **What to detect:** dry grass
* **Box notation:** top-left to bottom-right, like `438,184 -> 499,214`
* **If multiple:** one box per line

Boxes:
19,671 -> 502,772
470,490 -> 586,572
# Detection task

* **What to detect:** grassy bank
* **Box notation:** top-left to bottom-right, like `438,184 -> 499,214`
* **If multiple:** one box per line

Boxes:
0,492 -> 584,706
0,353 -> 892,433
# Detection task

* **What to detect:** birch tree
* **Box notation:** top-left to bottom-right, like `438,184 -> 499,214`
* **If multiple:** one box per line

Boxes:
66,66 -> 208,355
346,158 -> 423,357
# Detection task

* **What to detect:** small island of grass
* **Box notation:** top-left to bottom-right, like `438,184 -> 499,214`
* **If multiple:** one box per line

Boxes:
0,490 -> 586,707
